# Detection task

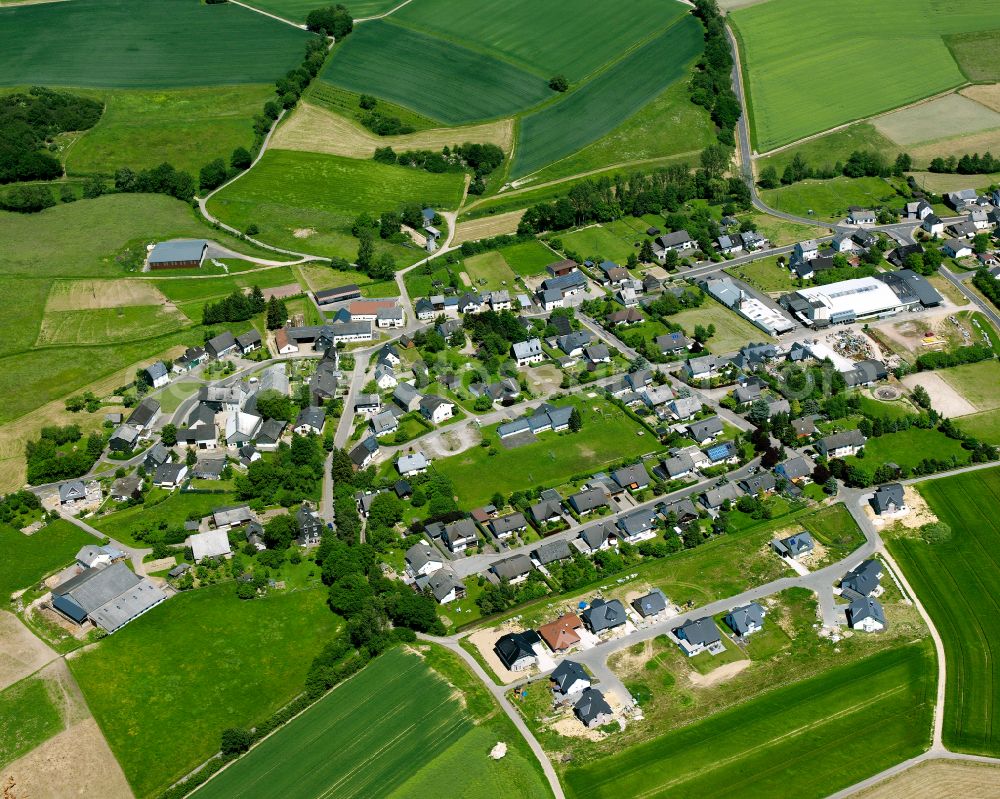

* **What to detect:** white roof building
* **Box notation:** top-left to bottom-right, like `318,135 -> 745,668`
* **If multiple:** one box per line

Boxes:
189,529 -> 233,562
790,277 -> 903,325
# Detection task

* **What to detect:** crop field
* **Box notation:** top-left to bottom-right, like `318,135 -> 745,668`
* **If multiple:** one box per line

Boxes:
563,641 -> 935,799
323,20 -> 551,126
0,0 -> 311,88
760,177 -> 899,222
0,520 -> 92,604
206,149 -> 465,260
70,585 -> 341,798
522,81 -> 714,187
946,29 -> 1000,82
887,467 -> 1000,756
873,94 -> 1000,147
434,396 -> 660,507
731,0 -> 1000,150
671,299 -> 770,354
511,18 -> 703,179
452,212 -> 526,245
560,225 -> 638,265
463,251 -> 517,290
0,676 -> 63,769
192,646 -> 550,799
855,759 -> 1000,799
36,305 -> 192,346
65,85 -> 274,175
271,102 -> 515,159
938,359 -> 1000,411
392,0 -> 686,82
44,279 -> 168,312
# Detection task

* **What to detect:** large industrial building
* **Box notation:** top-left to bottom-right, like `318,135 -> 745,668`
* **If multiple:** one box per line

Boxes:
781,276 -> 907,326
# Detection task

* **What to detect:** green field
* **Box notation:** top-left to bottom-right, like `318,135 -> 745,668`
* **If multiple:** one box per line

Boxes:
500,240 -> 558,276
560,225 -> 638,265
850,428 -> 970,471
888,467 -> 1000,755
192,647 -> 551,799
323,20 -> 551,125
71,585 -> 342,798
725,256 -> 796,294
946,29 -> 1000,82
731,0 -> 1000,150
938,359 -> 1000,411
91,490 -> 239,548
0,0 -> 311,88
0,520 -> 94,604
760,177 -> 900,222
464,251 -> 517,290
511,18 -> 703,179
564,642 -> 934,799
207,149 -> 465,260
956,409 -> 1000,443
755,123 -> 901,179
65,85 -> 274,175
0,677 -> 64,769
434,396 -> 660,506
37,305 -> 192,346
672,299 -> 770,354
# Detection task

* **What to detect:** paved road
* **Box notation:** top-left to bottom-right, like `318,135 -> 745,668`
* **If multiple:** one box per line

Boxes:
940,265 -> 1000,330
58,511 -> 151,573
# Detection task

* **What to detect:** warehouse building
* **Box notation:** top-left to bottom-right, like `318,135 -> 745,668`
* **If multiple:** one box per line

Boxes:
781,277 -> 904,326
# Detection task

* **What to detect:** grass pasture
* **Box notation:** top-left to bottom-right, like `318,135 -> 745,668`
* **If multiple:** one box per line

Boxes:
888,467 -> 1000,756
760,177 -> 899,222
91,490 -> 239,547
873,93 -> 1000,147
499,240 -> 557,276
323,20 -> 551,125
559,225 -> 637,265
0,520 -> 93,604
755,123 -> 900,180
0,0 -> 311,88
0,676 -> 63,770
65,85 -> 274,175
725,255 -> 796,294
938,359 -> 1000,412
851,428 -> 969,472
434,395 -> 659,507
731,0 -> 1000,150
511,17 -> 703,179
946,29 -> 1000,82
206,149 -> 465,261
36,305 -> 191,346
70,585 -> 341,798
671,298 -> 770,353
191,646 -> 551,799
956,410 -> 1000,443
463,251 -> 517,291
563,642 -> 935,799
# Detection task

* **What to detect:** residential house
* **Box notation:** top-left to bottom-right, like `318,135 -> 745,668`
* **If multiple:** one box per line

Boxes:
529,489 -> 564,525
683,354 -> 727,381
632,589 -> 667,618
76,544 -> 124,569
922,214 -> 945,236
775,456 -> 812,484
189,529 -> 232,562
656,331 -> 692,357
584,343 -> 611,365
700,481 -> 743,511
415,298 -> 434,320
815,429 -> 866,457
205,331 -> 238,359
145,361 -> 169,389
667,396 -> 701,421
903,200 -> 932,221
539,614 -> 584,652
841,559 -> 884,599
568,487 -> 610,516
739,472 -> 777,495
394,382 -> 422,413
374,363 -> 397,390
660,451 -> 697,480
793,240 -> 820,263
846,596 -> 886,632
687,416 -> 724,445
847,207 -> 877,225
126,398 -> 160,434
887,243 -> 925,268
512,338 -> 545,366
153,462 -> 188,489
613,463 -> 650,492
489,512 -> 528,540
625,369 -> 653,391
246,521 -> 265,551
573,688 -> 613,728
420,570 -> 465,604
349,436 -> 379,469
441,518 -> 478,553
577,521 -> 618,552
376,307 -> 404,328
397,452 -> 430,477
173,346 -> 207,373
608,308 -> 643,326
582,598 -> 628,634
531,539 -> 573,567
494,630 -> 542,671
420,395 -> 455,424
293,406 -> 326,436
235,330 -> 262,355
354,393 -> 382,418
943,238 -> 972,259
653,230 -> 695,261
773,531 -> 814,559
617,507 -> 658,543
870,483 -> 907,515
674,616 -> 722,656
110,476 -> 143,502
371,408 -> 400,438
557,331 -> 592,357
225,411 -> 262,446
296,503 -> 323,546
539,288 -> 563,312
255,418 -> 286,451
724,602 -> 766,637
791,418 -> 817,439
490,554 -> 534,585
550,660 -> 591,696
703,440 -> 739,466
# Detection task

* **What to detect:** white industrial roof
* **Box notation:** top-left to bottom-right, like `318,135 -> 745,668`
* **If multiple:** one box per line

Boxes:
189,529 -> 232,562
794,277 -> 902,319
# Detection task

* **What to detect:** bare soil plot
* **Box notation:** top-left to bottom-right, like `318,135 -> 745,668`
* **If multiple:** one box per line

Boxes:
874,94 -> 1000,146
44,279 -> 168,312
271,102 -> 514,159
687,659 -> 750,687
908,128 -> 1000,164
854,758 -> 1000,799
900,372 -> 977,417
453,211 -> 525,244
0,611 -> 57,692
961,83 -> 1000,113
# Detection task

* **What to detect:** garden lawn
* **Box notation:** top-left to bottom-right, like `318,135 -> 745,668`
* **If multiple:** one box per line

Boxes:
0,677 -> 64,769
671,299 -> 769,353
70,585 -> 341,799
560,225 -> 637,265
434,396 -> 659,507
191,646 -> 550,799
850,428 -> 969,472
0,520 -> 94,604
322,20 -> 550,125
206,149 -> 465,261
0,0 -> 311,88
888,467 -> 1000,755
499,240 -> 556,277
463,251 -> 517,291
938,359 -> 1000,411
65,85 -> 274,175
760,177 -> 900,222
91,490 -> 239,547
563,641 -> 935,799
730,0 -> 1000,149
512,17 -> 703,179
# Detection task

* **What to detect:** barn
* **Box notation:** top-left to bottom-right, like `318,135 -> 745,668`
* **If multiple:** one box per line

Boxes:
147,239 -> 208,269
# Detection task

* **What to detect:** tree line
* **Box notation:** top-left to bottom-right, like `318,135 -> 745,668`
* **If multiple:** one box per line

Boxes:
758,150 -> 912,189
202,285 -> 266,325
929,152 -> 1000,175
689,0 -> 740,146
374,142 -> 504,194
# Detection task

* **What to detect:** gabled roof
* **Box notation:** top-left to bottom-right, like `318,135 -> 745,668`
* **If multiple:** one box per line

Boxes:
582,598 -> 627,632
405,543 -> 442,572
871,483 -> 905,514
533,539 -> 572,565
491,554 -> 534,581
612,463 -> 650,489
675,616 -> 720,646
550,659 -> 589,692
490,512 -> 527,536
724,602 -> 765,636
841,559 -> 882,597
569,487 -> 609,513
847,596 -> 886,628
494,630 -> 541,668
573,688 -> 612,725
632,589 -> 667,617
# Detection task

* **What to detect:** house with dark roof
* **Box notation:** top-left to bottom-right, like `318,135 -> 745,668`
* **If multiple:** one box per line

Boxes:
59,479 -> 87,505
294,406 -> 326,436
349,436 -> 379,469
577,520 -> 618,552
489,512 -> 528,540
405,543 -> 443,578
574,688 -> 613,728
632,589 -> 667,618
153,462 -> 187,489
550,659 -> 591,696
776,456 -> 812,484
612,463 -> 650,492
815,429 -> 866,457
494,630 -> 541,671
126,397 -> 161,433
581,598 -> 627,633
568,487 -> 610,516
846,596 -> 886,632
674,616 -> 722,656
617,507 -> 659,543
529,492 -> 564,525
539,614 -> 583,651
870,483 -> 906,515
841,558 -> 884,600
687,416 -> 724,445
419,395 -> 455,424
739,472 -> 777,495
773,531 -> 814,559
490,554 -> 534,585
206,331 -> 238,359
441,519 -> 478,553
724,602 -> 766,637
532,539 -> 572,566
296,503 -> 323,546
393,382 -> 422,413
700,481 -> 743,511
236,330 -> 262,354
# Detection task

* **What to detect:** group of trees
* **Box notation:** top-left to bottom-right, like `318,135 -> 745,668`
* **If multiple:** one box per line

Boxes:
202,285 -> 266,325
305,4 -> 353,38
374,143 -> 504,194
0,490 -> 42,526
689,0 -> 740,145
197,146 -> 252,193
915,343 -> 995,372
25,425 -> 103,484
929,152 -> 1000,175
758,150 -> 912,190
0,87 -> 102,185
234,434 -> 326,505
518,153 -> 750,237
359,95 -> 415,136
113,162 -> 196,201
265,295 -> 289,330
973,267 -> 1000,311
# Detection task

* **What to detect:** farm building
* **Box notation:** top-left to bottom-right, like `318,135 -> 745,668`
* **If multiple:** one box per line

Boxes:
147,239 -> 207,269
314,285 -> 362,306
51,562 -> 166,633
189,529 -> 232,563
